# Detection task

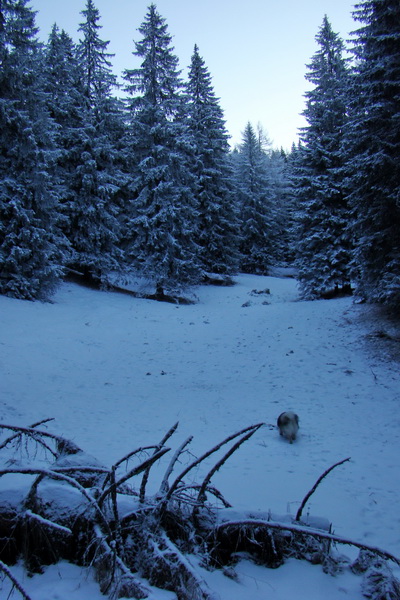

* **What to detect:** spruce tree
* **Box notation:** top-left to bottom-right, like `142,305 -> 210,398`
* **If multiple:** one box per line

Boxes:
77,0 -> 117,102
269,148 -> 296,264
122,4 -> 201,292
235,122 -> 275,274
346,0 -> 400,305
0,0 -> 65,300
294,16 -> 351,299
185,45 -> 239,275
62,0 -> 124,283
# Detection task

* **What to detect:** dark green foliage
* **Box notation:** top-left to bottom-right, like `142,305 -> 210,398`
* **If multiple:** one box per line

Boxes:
234,123 -> 276,274
294,16 -> 352,299
44,2 -> 124,283
346,0 -> 400,306
185,45 -> 239,275
122,5 -> 201,291
0,0 -> 66,300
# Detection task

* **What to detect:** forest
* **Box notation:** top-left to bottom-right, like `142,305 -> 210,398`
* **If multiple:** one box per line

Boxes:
0,0 -> 399,306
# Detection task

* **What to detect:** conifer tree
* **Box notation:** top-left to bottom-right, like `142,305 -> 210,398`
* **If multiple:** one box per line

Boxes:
346,0 -> 400,305
294,16 -> 351,299
56,0 -> 124,283
122,4 -> 201,292
235,122 -> 275,274
185,45 -> 239,275
77,0 -> 117,102
0,0 -> 65,300
269,148 -> 296,264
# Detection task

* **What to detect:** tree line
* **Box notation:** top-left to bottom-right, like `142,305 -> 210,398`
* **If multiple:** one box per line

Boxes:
0,0 -> 399,306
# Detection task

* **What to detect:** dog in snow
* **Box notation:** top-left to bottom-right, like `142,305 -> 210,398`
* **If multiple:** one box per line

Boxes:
277,411 -> 299,443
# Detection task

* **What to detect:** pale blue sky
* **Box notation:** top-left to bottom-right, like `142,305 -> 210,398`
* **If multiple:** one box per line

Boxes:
31,0 -> 357,150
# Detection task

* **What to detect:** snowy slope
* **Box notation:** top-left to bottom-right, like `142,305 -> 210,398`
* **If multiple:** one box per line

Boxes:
1,274 -> 399,599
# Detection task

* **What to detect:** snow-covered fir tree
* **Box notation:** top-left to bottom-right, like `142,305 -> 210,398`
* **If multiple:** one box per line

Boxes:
53,0 -> 124,283
0,0 -> 66,300
234,122 -> 275,274
122,4 -> 201,292
77,0 -> 117,103
268,148 -> 296,264
294,16 -> 351,299
44,26 -> 85,265
185,44 -> 239,275
345,0 -> 400,306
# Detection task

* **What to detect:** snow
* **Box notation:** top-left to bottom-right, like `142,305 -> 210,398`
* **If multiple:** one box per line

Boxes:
1,273 -> 399,599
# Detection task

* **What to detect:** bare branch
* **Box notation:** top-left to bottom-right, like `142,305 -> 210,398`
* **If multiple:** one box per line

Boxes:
295,457 -> 351,522
195,424 -> 263,511
140,422 -> 179,503
172,484 -> 232,509
214,518 -> 400,567
98,447 -> 170,507
158,436 -> 194,497
165,424 -> 264,505
110,445 -> 160,472
93,524 -> 150,599
0,418 -> 55,452
0,559 -> 32,600
0,424 -> 79,457
24,510 -> 72,536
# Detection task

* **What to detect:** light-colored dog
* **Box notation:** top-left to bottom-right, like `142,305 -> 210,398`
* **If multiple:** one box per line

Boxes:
277,411 -> 299,443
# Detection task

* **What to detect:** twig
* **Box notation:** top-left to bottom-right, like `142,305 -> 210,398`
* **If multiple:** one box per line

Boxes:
164,424 -> 264,506
158,435 -> 194,497
173,484 -> 232,508
295,457 -> 351,522
0,559 -> 33,600
370,367 -> 378,383
145,531 -> 216,600
110,445 -> 160,472
93,524 -> 150,599
101,445 -> 160,491
98,447 -> 170,507
140,422 -> 179,503
195,424 -> 263,512
0,424 -> 77,457
0,418 -> 55,452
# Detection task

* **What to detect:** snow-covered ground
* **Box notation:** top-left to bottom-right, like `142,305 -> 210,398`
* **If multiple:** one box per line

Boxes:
1,273 -> 399,599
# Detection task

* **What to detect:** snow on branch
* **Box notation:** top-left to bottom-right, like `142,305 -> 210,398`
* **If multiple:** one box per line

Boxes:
1,420 -> 398,600
214,519 -> 400,567
24,510 -> 72,536
0,559 -> 32,600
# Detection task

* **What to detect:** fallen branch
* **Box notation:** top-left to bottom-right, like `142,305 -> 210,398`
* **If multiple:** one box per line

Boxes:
0,424 -> 80,458
140,422 -> 179,503
0,418 -> 55,452
0,559 -> 32,600
2,422 -> 395,600
158,436 -> 194,497
195,424 -> 263,513
0,467 -> 111,536
296,457 -> 351,522
93,524 -> 150,599
98,447 -> 170,508
173,484 -> 232,509
24,510 -> 72,536
214,519 -> 400,567
141,531 -> 217,600
164,424 -> 264,505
